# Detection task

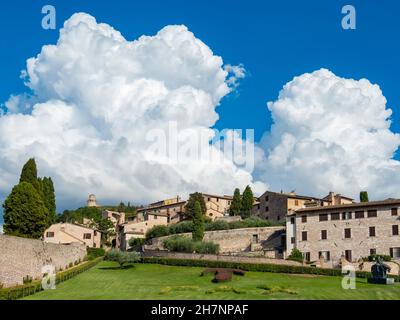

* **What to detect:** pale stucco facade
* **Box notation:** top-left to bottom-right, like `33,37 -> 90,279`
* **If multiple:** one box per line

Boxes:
44,222 -> 101,248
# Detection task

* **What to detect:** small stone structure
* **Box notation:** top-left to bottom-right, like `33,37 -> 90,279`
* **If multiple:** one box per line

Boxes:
0,234 -> 86,287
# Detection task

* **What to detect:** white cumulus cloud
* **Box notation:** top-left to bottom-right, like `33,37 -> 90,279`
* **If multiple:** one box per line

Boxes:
0,13 -> 264,210
258,68 -> 400,200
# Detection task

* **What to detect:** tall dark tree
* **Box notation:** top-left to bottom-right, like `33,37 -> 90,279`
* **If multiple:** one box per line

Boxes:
184,192 -> 206,219
90,217 -> 115,247
360,191 -> 369,202
41,177 -> 56,225
192,201 -> 204,241
3,182 -> 49,239
19,158 -> 41,192
241,185 -> 254,218
229,188 -> 242,216
117,201 -> 126,213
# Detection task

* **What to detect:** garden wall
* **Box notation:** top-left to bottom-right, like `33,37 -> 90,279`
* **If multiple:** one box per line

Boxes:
145,226 -> 285,254
0,234 -> 86,287
143,250 -> 302,266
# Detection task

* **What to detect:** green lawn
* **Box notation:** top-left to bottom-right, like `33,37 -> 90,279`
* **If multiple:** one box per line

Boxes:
24,261 -> 400,300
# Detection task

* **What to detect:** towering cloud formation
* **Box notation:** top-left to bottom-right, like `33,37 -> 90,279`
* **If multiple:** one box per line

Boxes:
259,69 -> 400,199
0,13 -> 263,208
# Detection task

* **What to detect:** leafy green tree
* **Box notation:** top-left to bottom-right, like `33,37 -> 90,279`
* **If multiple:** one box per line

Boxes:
104,249 -> 140,268
229,188 -> 242,216
184,192 -> 206,219
3,182 -> 49,239
192,201 -> 205,241
360,191 -> 369,202
241,185 -> 254,218
41,177 -> 56,225
90,217 -> 115,247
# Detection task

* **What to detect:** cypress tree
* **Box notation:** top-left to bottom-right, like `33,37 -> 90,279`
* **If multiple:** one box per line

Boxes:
184,192 -> 206,219
3,182 -> 49,239
360,191 -> 369,202
42,177 -> 56,225
229,188 -> 242,216
192,201 -> 204,241
19,158 -> 41,192
241,185 -> 254,218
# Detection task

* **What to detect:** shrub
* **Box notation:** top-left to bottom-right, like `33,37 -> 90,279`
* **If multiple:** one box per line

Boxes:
128,237 -> 145,247
205,220 -> 230,231
22,276 -> 32,284
362,254 -> 392,262
104,250 -> 140,268
163,236 -> 219,254
68,262 -> 73,268
169,221 -> 193,234
146,225 -> 170,240
164,236 -> 194,253
193,241 -> 219,254
86,247 -> 105,260
287,248 -> 304,263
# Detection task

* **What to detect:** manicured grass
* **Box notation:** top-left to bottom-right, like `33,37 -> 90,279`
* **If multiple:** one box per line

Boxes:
24,261 -> 400,300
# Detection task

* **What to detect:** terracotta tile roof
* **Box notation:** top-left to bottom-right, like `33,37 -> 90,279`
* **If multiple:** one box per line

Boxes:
295,198 -> 400,213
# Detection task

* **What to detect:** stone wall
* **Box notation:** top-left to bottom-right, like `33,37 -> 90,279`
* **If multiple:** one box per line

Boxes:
0,234 -> 86,287
143,250 -> 302,266
145,226 -> 285,254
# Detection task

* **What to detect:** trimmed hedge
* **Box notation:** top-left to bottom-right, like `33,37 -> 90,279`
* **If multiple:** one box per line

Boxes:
86,247 -> 106,260
142,257 -> 400,282
0,257 -> 103,300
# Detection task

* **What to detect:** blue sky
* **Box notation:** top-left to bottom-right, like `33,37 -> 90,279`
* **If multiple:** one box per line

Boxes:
1,0 -> 399,142
0,0 -> 400,222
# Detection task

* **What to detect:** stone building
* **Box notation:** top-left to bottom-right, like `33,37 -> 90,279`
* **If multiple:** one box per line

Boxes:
202,193 -> 233,220
253,190 -> 354,223
44,222 -> 101,248
86,194 -> 100,207
286,199 -> 400,267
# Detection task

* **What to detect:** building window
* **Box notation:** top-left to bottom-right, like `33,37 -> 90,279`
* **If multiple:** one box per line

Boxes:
94,231 -> 97,236
265,195 -> 269,201
369,226 -> 376,237
46,232 -> 55,238
355,211 -> 365,219
345,250 -> 352,262
301,231 -> 308,241
367,210 -> 377,218
290,217 -> 295,224
391,208 -> 398,216
277,216 -> 280,221
291,237 -> 295,244
265,206 -> 269,212
304,252 -> 311,262
83,233 -> 92,239
319,251 -> 330,261
301,215 -> 307,223
154,215 -> 158,219
321,230 -> 327,240
393,225 -> 399,236
319,214 -> 328,222
295,200 -> 299,206
390,247 -> 400,259
344,228 -> 351,239
252,234 -> 258,243
93,243 -> 96,248
207,197 -> 211,201
370,248 -> 376,256
331,212 -> 340,221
